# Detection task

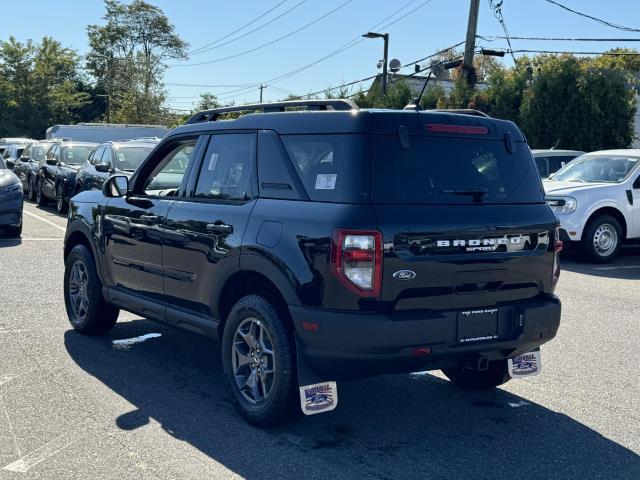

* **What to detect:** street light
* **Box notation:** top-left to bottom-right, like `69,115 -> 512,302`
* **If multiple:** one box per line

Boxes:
362,31 -> 389,96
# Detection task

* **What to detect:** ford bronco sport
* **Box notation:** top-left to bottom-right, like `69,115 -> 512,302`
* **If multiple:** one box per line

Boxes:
63,100 -> 562,426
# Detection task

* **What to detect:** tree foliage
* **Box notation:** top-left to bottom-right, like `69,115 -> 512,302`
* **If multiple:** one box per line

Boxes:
0,37 -> 93,138
86,0 -> 187,124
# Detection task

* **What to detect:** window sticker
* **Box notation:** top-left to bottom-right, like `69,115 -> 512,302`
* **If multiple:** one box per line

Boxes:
315,173 -> 337,190
208,153 -> 219,171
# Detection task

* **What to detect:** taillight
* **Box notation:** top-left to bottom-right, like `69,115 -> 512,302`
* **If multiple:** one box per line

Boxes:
331,229 -> 382,297
552,224 -> 562,288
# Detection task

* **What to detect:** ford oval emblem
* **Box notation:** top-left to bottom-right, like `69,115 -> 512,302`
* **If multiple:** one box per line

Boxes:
393,270 -> 416,280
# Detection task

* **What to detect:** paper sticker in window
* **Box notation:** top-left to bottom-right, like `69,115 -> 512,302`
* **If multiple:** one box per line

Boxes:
315,173 -> 337,190
208,153 -> 219,171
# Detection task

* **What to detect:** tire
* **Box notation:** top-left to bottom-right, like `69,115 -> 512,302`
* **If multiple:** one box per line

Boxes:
581,215 -> 622,263
221,294 -> 298,427
36,180 -> 47,206
28,176 -> 37,202
442,360 -> 511,389
64,244 -> 119,335
56,183 -> 68,214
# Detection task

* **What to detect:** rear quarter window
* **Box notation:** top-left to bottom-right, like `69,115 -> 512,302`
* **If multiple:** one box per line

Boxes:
281,134 -> 369,203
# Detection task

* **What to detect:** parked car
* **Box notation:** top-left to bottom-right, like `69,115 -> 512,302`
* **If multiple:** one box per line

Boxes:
36,141 -> 97,213
0,157 -> 23,237
0,137 -> 33,157
1,143 -> 32,170
532,149 -> 584,178
13,141 -> 53,201
75,139 -> 158,194
544,149 -> 640,262
63,100 -> 561,426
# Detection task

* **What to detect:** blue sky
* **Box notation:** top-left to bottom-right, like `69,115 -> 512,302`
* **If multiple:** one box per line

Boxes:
2,0 -> 640,111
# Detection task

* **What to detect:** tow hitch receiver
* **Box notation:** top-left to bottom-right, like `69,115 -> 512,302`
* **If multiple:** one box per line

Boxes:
508,348 -> 542,378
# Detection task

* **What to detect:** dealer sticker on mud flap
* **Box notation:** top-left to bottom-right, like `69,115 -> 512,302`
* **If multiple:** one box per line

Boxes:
299,381 -> 338,415
508,350 -> 542,378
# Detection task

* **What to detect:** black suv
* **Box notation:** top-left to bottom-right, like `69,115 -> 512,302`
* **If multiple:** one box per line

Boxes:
74,139 -> 158,194
63,100 -> 562,426
36,141 -> 97,213
13,141 -> 53,201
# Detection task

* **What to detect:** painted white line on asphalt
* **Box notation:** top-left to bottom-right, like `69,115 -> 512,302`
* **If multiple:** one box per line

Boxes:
507,401 -> 529,408
0,370 -> 35,386
22,210 -> 66,233
112,333 -> 162,349
2,431 -> 79,473
0,394 -> 20,457
593,265 -> 640,271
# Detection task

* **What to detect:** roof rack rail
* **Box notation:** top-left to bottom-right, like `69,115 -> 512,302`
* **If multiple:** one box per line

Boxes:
428,109 -> 490,118
186,99 -> 358,124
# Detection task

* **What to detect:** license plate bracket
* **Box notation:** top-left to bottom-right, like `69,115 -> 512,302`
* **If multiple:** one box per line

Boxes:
457,308 -> 499,343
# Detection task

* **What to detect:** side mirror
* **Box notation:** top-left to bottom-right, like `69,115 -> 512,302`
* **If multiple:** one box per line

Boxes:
5,159 -> 15,169
103,175 -> 129,198
95,163 -> 112,173
19,156 -> 29,162
46,158 -> 58,166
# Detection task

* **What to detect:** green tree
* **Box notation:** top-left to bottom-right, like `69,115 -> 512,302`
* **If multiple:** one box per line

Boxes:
86,0 -> 188,124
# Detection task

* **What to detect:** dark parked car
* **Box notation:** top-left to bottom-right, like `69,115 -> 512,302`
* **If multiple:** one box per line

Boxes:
1,143 -> 31,170
75,139 -> 158,194
0,157 -> 23,237
36,141 -> 97,213
0,138 -> 33,158
13,141 -> 52,201
63,100 -> 562,426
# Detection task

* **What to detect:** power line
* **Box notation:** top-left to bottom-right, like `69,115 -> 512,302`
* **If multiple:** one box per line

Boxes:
478,35 -> 640,42
188,0 -> 289,55
488,0 -> 517,64
542,0 -> 640,33
171,0 -> 354,67
188,1 -> 309,56
488,48 -> 640,56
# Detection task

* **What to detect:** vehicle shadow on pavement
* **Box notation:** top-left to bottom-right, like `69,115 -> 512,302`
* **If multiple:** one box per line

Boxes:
0,236 -> 21,247
561,246 -> 640,280
64,320 -> 639,480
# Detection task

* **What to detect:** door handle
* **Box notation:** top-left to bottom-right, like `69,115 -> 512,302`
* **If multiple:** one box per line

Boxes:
140,214 -> 160,223
206,221 -> 234,235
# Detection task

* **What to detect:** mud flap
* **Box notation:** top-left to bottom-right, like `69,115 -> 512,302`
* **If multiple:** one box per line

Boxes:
295,335 -> 338,415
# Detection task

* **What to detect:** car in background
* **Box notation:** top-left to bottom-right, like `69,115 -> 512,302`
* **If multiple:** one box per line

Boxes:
1,143 -> 32,170
35,141 -> 97,213
543,149 -> 640,262
532,149 -> 584,179
13,141 -> 53,201
74,139 -> 158,194
0,157 -> 23,237
0,138 -> 33,157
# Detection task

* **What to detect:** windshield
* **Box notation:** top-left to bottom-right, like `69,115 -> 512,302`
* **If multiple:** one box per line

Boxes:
0,158 -> 5,169
372,136 -> 543,204
30,145 -> 48,161
62,146 -> 95,165
114,146 -> 153,171
552,155 -> 639,183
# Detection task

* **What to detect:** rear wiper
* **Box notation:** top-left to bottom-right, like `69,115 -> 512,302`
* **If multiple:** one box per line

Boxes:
439,188 -> 488,202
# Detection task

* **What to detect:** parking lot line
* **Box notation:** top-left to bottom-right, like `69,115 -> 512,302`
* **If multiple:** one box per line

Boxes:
22,210 -> 66,233
2,430 -> 80,473
593,265 -> 640,271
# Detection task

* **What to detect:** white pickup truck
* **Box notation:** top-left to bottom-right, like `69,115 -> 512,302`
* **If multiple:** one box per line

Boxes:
543,149 -> 640,262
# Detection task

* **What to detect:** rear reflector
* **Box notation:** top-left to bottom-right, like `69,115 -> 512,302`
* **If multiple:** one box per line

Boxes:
302,321 -> 319,332
426,124 -> 488,135
412,347 -> 432,356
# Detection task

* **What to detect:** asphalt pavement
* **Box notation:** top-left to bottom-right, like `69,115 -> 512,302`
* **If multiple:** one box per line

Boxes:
0,200 -> 638,479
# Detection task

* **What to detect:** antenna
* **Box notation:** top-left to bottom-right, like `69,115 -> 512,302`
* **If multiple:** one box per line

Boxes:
403,71 -> 433,111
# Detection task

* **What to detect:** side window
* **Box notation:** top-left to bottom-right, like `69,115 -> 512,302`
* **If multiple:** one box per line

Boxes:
534,156 -> 548,177
633,174 -> 640,189
48,145 -> 59,162
257,131 -> 302,200
90,147 -> 105,165
143,139 -> 197,196
194,133 -> 256,201
100,147 -> 112,165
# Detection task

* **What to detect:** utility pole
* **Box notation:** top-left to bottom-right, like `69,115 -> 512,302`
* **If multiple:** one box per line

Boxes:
381,34 -> 389,96
463,0 -> 480,87
259,85 -> 265,103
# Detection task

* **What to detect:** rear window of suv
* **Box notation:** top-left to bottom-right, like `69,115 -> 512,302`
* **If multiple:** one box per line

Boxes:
371,135 -> 543,204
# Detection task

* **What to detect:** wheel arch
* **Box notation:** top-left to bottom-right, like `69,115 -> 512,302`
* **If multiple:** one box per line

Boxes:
63,221 -> 106,284
585,206 -> 627,239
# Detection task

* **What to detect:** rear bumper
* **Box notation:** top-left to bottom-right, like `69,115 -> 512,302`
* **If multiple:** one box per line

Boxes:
290,295 -> 561,380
